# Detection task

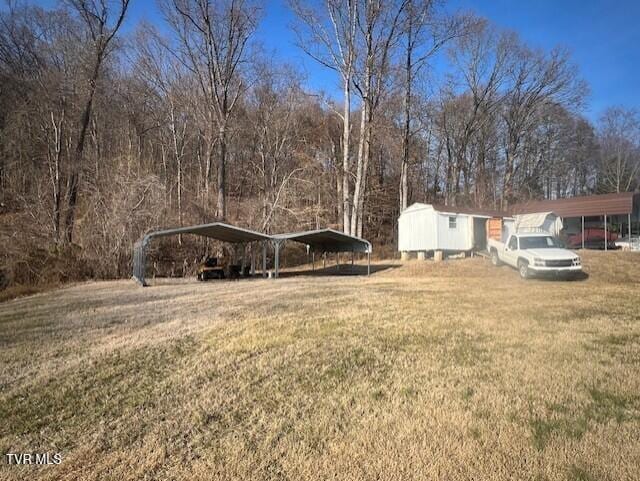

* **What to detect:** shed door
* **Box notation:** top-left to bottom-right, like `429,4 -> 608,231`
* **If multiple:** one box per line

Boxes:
487,218 -> 502,241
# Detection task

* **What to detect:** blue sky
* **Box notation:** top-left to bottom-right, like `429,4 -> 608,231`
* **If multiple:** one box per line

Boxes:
32,0 -> 640,121
449,0 -> 640,120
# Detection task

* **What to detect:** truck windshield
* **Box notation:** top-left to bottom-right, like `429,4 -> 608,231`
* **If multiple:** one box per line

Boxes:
519,236 -> 559,249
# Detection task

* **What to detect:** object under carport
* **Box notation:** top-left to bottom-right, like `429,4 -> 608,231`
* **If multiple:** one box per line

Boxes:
133,223 -> 271,286
133,223 -> 373,285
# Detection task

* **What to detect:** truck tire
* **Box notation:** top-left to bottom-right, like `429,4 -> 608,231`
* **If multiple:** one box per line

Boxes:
491,250 -> 501,266
518,259 -> 530,279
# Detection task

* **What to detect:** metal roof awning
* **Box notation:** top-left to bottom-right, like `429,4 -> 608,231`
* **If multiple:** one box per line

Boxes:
144,222 -> 270,243
512,192 -> 637,217
273,228 -> 372,253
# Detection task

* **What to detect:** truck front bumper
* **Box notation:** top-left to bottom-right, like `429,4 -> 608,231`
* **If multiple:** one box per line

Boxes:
528,265 -> 582,277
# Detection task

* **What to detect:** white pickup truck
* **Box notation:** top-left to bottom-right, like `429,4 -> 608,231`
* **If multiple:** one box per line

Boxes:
488,233 -> 582,279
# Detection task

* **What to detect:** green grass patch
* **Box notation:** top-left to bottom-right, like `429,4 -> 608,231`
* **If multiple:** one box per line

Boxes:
530,416 -> 589,451
595,333 -> 640,347
530,386 -> 640,450
0,337 -> 196,448
567,464 -> 595,481
587,386 -> 639,423
462,386 -> 475,401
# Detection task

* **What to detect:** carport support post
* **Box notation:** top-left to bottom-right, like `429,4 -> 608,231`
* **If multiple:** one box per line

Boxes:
250,243 -> 255,276
272,239 -> 283,279
604,214 -> 608,251
581,216 -> 585,249
133,236 -> 150,286
240,243 -> 246,276
262,241 -> 267,278
367,251 -> 371,276
629,213 -> 632,242
312,251 -> 315,271
323,252 -> 326,269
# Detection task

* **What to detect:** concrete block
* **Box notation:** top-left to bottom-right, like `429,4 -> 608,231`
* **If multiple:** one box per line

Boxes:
434,250 -> 444,262
417,251 -> 427,261
401,251 -> 410,261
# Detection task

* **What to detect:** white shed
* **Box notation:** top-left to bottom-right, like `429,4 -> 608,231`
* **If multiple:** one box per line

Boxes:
398,203 -> 509,256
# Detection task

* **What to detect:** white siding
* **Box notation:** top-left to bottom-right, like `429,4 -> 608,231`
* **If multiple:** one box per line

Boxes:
436,213 -> 473,251
398,204 -> 437,251
398,203 -> 476,252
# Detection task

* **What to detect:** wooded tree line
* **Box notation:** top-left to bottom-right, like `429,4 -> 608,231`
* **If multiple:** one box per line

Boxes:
1,0 -> 639,289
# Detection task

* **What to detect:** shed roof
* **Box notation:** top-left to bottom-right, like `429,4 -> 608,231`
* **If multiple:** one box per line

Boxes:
512,192 -> 636,217
145,222 -> 270,243
274,228 -> 371,253
431,203 -> 511,218
401,202 -> 510,218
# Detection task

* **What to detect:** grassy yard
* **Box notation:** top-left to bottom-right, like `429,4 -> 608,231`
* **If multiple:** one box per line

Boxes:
1,251 -> 639,480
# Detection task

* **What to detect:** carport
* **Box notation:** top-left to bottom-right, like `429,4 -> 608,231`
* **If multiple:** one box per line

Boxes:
132,222 -> 271,286
133,224 -> 373,285
271,228 -> 372,278
513,192 -> 640,250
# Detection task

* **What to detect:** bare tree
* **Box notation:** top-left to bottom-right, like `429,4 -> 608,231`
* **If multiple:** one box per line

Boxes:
62,0 -> 130,244
350,0 -> 408,237
598,107 -> 640,193
440,20 -> 509,205
500,44 -> 586,206
135,25 -> 193,242
398,0 -> 467,212
247,64 -> 302,231
291,0 -> 359,234
164,0 -> 259,220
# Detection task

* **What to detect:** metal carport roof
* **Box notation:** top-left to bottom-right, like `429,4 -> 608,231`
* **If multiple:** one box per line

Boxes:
271,228 -> 372,277
133,223 -> 270,285
273,228 -> 372,253
133,224 -> 372,285
512,192 -> 637,217
142,222 -> 270,243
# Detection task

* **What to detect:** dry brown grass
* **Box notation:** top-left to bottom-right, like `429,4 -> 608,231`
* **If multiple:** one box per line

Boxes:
0,283 -> 62,304
1,251 -> 639,480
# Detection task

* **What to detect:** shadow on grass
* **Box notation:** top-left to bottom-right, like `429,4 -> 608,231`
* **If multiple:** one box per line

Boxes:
277,263 -> 399,278
531,271 -> 590,282
145,263 -> 399,286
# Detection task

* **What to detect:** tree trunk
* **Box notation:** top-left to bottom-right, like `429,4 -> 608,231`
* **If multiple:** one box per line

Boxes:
342,76 -> 351,234
502,149 -> 514,208
332,140 -> 344,229
169,105 -> 183,244
48,109 -> 64,242
351,102 -> 368,236
400,16 -> 413,213
205,134 -> 213,196
63,53 -> 102,244
357,129 -> 370,238
216,124 -> 227,219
